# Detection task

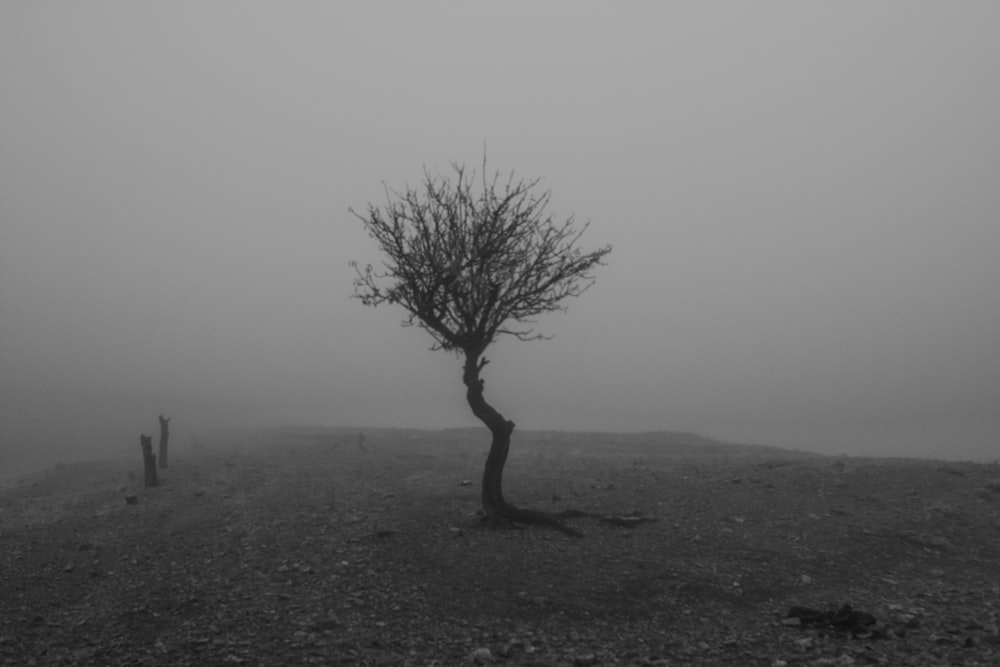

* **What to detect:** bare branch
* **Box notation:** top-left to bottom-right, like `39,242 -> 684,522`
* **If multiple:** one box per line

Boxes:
349,158 -> 611,355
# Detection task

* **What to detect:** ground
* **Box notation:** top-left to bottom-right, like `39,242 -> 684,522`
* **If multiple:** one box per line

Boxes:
1,428 -> 999,666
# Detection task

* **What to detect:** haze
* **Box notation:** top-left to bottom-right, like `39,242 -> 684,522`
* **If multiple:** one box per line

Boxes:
2,3 -> 998,475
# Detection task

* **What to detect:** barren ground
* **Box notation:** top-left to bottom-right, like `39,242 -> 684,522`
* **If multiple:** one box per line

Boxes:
1,429 -> 999,666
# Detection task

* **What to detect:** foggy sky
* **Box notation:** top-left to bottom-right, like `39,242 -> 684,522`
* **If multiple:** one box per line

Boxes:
2,2 -> 998,472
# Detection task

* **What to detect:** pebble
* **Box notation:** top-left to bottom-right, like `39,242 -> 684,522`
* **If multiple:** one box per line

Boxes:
469,647 -> 493,664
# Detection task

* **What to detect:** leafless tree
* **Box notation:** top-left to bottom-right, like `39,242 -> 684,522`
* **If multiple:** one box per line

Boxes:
350,159 -> 611,534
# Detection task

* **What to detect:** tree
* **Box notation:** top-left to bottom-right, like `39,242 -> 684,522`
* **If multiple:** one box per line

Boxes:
350,159 -> 611,535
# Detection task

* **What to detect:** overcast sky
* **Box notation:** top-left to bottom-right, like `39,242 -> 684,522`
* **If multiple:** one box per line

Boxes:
2,2 -> 998,471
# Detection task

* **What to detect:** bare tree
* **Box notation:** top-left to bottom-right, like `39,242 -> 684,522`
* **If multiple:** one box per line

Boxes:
350,159 -> 611,534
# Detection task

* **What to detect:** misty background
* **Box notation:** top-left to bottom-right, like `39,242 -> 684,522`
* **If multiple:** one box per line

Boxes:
2,3 -> 998,476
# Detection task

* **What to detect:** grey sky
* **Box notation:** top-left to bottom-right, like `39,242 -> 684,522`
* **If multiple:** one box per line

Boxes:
2,2 -> 998,469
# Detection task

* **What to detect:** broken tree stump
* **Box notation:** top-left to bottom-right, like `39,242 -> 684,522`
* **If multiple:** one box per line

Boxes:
158,414 -> 171,469
140,434 -> 159,487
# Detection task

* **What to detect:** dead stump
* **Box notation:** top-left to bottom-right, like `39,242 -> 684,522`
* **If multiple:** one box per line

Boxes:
158,414 -> 171,469
140,434 -> 159,487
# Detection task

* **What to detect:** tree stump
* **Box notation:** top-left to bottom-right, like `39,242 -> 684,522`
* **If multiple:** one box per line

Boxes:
140,434 -> 159,487
158,414 -> 171,469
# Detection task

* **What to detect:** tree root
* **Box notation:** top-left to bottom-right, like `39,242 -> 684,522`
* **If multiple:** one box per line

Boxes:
477,504 -> 583,537
478,506 -> 658,537
504,505 -> 584,537
556,508 -> 659,529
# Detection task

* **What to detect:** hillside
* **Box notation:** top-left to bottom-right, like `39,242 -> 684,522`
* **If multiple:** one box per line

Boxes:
2,429 -> 999,665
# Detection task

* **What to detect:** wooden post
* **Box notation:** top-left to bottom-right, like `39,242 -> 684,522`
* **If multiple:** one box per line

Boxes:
158,414 -> 171,469
140,434 -> 159,487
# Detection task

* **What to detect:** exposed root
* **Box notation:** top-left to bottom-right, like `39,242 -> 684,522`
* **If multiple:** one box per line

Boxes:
504,505 -> 584,537
477,504 -> 584,537
556,509 -> 659,529
476,506 -> 658,537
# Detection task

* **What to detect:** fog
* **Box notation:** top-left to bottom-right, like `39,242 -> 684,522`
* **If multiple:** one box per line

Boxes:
2,3 -> 998,475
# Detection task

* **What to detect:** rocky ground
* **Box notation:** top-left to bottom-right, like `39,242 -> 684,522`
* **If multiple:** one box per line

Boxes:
1,429 -> 999,666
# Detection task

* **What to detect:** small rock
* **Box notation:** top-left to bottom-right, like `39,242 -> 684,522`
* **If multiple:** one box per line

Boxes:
800,574 -> 813,585
460,479 -> 472,487
812,657 -> 855,666
574,653 -> 598,666
308,616 -> 340,632
469,647 -> 493,664
730,477 -> 742,484
124,494 -> 138,505
781,617 -> 802,627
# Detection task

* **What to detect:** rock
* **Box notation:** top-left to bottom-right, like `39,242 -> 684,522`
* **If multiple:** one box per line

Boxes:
574,653 -> 598,666
810,656 -> 855,666
308,616 -> 341,632
469,647 -> 493,664
124,494 -> 138,505
785,605 -> 877,636
460,480 -> 472,487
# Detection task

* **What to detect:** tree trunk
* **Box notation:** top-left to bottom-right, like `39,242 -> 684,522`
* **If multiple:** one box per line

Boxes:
140,435 -> 159,487
461,353 -> 582,536
158,415 -> 170,469
463,353 -> 514,523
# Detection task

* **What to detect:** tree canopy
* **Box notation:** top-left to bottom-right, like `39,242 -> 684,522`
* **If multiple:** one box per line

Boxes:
349,162 -> 611,358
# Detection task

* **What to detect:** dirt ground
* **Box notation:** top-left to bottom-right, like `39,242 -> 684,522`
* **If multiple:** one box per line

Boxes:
1,428 -> 999,666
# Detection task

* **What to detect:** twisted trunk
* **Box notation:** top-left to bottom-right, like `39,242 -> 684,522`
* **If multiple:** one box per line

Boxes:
462,352 -> 580,536
462,354 -> 512,520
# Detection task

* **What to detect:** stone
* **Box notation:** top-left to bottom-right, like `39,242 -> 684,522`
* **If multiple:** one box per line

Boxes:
469,647 -> 493,664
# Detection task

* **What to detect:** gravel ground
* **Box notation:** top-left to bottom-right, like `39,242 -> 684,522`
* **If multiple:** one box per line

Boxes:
2,429 -> 999,666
